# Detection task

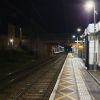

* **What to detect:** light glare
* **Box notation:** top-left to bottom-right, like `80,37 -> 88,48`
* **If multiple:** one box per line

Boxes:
10,38 -> 14,43
84,1 -> 94,11
72,35 -> 76,38
80,35 -> 83,38
77,28 -> 81,32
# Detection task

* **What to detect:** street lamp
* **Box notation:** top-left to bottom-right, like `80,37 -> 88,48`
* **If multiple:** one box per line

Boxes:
9,38 -> 14,45
72,35 -> 76,38
84,1 -> 94,11
77,28 -> 81,32
76,28 -> 82,57
72,28 -> 81,57
85,0 -> 97,71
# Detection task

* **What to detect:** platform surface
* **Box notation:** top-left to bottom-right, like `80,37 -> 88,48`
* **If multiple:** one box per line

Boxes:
50,53 -> 93,100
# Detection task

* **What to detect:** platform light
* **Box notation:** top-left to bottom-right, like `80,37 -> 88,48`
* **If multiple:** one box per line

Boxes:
9,38 -> 14,45
77,28 -> 81,32
79,45 -> 83,49
72,35 -> 76,38
84,1 -> 94,12
10,38 -> 14,43
85,0 -> 97,71
80,35 -> 83,38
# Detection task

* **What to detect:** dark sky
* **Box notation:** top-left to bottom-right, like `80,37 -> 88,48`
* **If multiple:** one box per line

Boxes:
0,0 -> 100,34
30,0 -> 100,33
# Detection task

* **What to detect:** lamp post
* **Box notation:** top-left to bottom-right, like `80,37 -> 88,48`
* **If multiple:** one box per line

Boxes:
77,28 -> 81,57
76,36 -> 78,57
85,1 -> 97,71
72,35 -> 78,56
72,28 -> 81,57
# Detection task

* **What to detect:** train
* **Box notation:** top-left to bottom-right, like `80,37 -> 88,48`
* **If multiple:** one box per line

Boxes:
52,45 -> 65,54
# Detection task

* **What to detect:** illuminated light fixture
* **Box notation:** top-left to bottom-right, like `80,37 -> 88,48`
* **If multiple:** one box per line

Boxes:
84,1 -> 94,12
85,0 -> 97,71
10,38 -> 14,43
9,38 -> 14,46
77,28 -> 81,32
72,35 -> 76,38
80,35 -> 83,38
78,45 -> 83,49
75,40 -> 82,42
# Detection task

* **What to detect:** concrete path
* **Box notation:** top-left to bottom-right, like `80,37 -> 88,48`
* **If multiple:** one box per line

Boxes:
49,53 -> 93,100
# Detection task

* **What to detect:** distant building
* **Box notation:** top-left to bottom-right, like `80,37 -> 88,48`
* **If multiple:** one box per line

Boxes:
0,24 -> 26,50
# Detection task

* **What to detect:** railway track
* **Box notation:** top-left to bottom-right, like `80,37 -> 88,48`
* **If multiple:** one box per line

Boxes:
0,55 -> 58,90
0,54 -> 66,100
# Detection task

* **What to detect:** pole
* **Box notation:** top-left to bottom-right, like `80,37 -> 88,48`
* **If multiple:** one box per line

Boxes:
93,4 -> 97,71
77,37 -> 78,57
82,40 -> 84,59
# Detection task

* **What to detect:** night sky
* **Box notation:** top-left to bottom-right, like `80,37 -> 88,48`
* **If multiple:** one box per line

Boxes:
0,0 -> 100,34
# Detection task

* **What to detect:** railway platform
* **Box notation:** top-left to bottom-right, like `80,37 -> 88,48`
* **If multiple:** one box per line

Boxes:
49,53 -> 93,100
1,53 -> 100,100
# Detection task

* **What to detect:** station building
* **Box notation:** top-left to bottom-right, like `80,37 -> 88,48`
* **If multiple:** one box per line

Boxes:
84,21 -> 100,69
